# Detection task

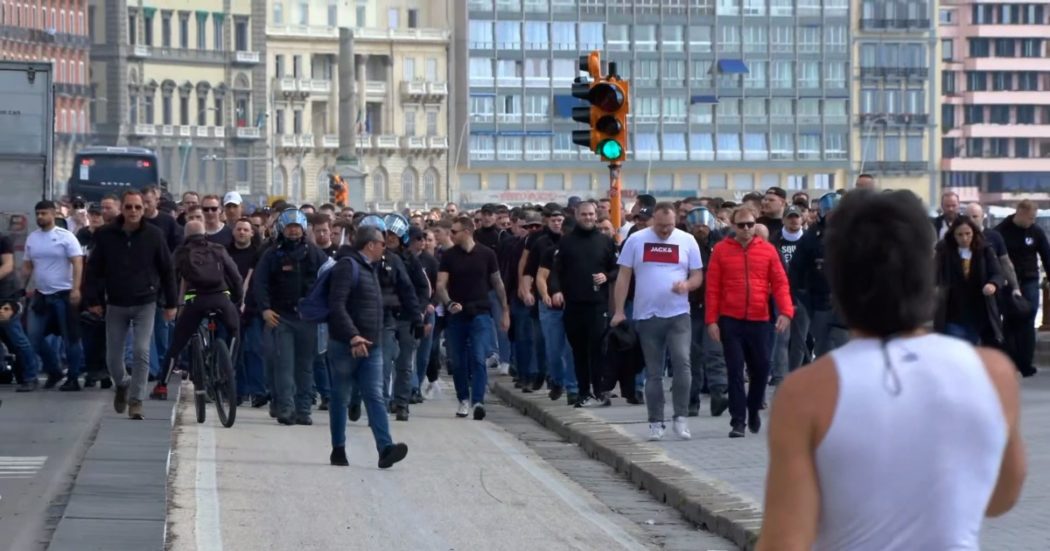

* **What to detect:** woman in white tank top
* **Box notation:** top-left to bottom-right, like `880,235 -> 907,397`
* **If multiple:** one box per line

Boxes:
756,190 -> 1027,551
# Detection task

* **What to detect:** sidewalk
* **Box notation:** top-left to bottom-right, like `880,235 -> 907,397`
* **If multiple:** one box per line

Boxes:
493,371 -> 1050,550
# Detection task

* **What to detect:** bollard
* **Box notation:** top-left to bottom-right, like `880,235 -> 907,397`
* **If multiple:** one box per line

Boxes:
1041,277 -> 1050,332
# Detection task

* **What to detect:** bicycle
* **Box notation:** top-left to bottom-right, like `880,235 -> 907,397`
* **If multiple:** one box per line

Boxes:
190,310 -> 237,428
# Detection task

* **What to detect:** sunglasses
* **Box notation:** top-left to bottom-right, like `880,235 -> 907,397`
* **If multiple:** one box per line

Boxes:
450,229 -> 461,235
202,206 -> 220,212
736,222 -> 756,229
124,204 -> 144,211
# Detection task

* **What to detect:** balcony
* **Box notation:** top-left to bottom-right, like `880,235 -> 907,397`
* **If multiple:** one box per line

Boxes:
54,83 -> 92,97
963,91 -> 1050,106
321,134 -> 339,149
356,135 -> 372,151
365,81 -> 387,99
234,126 -> 261,140
195,126 -> 209,138
859,18 -> 932,31
425,82 -> 448,101
300,134 -> 314,148
278,135 -> 298,148
132,123 -> 155,136
305,79 -> 332,94
178,126 -> 192,137
427,136 -> 449,151
276,77 -> 302,94
352,28 -> 449,44
973,25 -> 1047,39
867,161 -> 928,173
266,25 -> 339,39
401,80 -> 427,100
375,135 -> 399,150
402,136 -> 427,151
233,50 -> 261,64
964,57 -> 1050,72
959,124 -> 1050,139
146,46 -> 227,64
129,44 -> 151,58
857,113 -> 930,126
942,157 -> 1050,172
859,66 -> 929,80
213,127 -> 226,138
161,125 -> 175,136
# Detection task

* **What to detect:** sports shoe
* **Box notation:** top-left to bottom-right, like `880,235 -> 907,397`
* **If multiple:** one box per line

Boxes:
295,415 -> 313,426
574,396 -> 594,408
497,362 -> 511,376
378,443 -> 408,469
687,402 -> 700,417
128,400 -> 144,420
672,416 -> 691,440
149,383 -> 168,400
99,377 -> 113,390
596,392 -> 612,407
16,379 -> 38,393
456,400 -> 470,418
43,374 -> 63,389
113,384 -> 129,414
395,408 -> 409,422
566,392 -> 579,406
330,446 -> 349,467
647,422 -> 665,441
58,378 -> 81,392
710,391 -> 729,417
548,385 -> 564,402
348,402 -> 362,422
485,354 -> 499,369
473,403 -> 486,421
423,380 -> 438,399
251,395 -> 270,408
319,397 -> 330,411
729,424 -> 746,438
748,413 -> 762,434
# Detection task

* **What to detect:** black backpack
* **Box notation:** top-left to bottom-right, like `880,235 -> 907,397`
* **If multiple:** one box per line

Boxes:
181,241 -> 225,289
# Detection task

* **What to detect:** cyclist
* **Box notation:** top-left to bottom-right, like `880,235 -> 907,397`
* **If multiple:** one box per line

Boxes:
151,220 -> 243,400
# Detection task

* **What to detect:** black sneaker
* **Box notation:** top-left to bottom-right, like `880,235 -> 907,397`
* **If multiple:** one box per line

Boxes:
330,446 -> 349,467
597,392 -> 612,407
113,384 -> 128,414
729,424 -> 746,438
634,390 -> 646,405
410,390 -> 424,404
710,391 -> 729,417
277,416 -> 295,426
531,377 -> 545,391
472,403 -> 486,421
59,378 -> 81,392
348,402 -> 362,422
378,443 -> 408,469
319,397 -> 330,411
16,379 -> 38,393
43,374 -> 63,389
251,395 -> 270,408
566,392 -> 579,406
83,377 -> 97,388
687,402 -> 700,417
513,379 -> 524,389
99,377 -> 113,390
395,408 -> 409,422
548,385 -> 563,401
522,385 -> 534,394
748,413 -> 762,434
1020,365 -> 1038,378
295,415 -> 313,426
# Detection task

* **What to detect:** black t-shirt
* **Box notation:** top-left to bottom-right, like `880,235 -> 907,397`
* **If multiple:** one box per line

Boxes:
757,216 -> 784,237
205,225 -> 234,248
474,225 -> 506,250
524,230 -> 560,279
418,251 -> 439,300
76,227 -> 94,248
227,243 -> 260,281
0,234 -> 20,300
439,243 -> 498,311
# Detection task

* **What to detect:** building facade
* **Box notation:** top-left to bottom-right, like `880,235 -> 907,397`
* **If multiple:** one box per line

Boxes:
90,0 -> 269,200
940,0 -> 1050,206
853,0 -> 939,203
0,0 -> 91,192
453,0 -> 857,207
264,0 -> 450,207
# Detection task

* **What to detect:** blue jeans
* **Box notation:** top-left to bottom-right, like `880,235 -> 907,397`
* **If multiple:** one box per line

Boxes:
445,312 -> 495,404
414,311 -> 435,389
313,353 -> 331,400
944,322 -> 980,345
27,292 -> 84,379
510,299 -> 535,382
265,318 -> 318,418
327,339 -> 392,454
236,316 -> 267,396
530,314 -> 547,382
148,307 -> 171,378
538,302 -> 577,393
490,291 -> 511,364
1,312 -> 39,379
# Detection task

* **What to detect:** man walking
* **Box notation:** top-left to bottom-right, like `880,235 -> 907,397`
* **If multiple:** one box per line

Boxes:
769,205 -> 806,384
996,199 -> 1050,377
84,191 -> 177,419
683,207 -> 728,417
612,203 -> 704,441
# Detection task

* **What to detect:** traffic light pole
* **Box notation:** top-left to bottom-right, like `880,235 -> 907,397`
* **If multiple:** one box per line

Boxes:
609,161 -> 622,231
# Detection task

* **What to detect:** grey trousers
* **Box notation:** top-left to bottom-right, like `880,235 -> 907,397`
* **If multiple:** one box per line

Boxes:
636,313 -> 692,423
106,303 -> 157,403
266,318 -> 318,419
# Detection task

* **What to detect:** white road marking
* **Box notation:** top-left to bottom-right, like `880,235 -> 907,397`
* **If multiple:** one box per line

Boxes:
478,425 -> 649,551
194,424 -> 224,551
0,456 -> 47,478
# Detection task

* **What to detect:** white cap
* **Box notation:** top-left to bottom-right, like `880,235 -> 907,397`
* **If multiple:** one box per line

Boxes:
222,191 -> 243,206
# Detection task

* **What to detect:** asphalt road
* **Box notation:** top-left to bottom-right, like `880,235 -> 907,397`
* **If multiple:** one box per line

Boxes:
167,381 -> 737,551
0,385 -> 109,551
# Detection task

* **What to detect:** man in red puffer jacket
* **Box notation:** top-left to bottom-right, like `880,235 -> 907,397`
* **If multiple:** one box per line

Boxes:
706,207 -> 794,439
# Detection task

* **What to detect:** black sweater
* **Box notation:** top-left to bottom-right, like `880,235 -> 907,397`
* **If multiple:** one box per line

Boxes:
548,225 -> 618,303
995,215 -> 1050,283
145,211 -> 183,252
328,247 -> 384,344
85,218 -> 177,309
789,222 -> 833,312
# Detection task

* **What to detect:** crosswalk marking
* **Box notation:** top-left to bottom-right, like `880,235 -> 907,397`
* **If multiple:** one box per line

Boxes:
0,456 -> 46,479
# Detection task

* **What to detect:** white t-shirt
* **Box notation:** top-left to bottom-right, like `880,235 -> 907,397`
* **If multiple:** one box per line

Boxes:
618,227 -> 703,320
24,227 -> 83,295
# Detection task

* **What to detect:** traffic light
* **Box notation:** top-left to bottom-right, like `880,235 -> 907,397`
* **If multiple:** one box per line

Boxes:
329,174 -> 347,207
571,52 -> 630,163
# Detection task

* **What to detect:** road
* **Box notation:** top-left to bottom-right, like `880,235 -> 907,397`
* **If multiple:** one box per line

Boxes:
167,381 -> 737,551
0,385 -> 108,551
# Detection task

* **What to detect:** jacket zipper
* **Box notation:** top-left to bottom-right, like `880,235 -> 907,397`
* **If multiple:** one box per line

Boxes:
743,243 -> 751,320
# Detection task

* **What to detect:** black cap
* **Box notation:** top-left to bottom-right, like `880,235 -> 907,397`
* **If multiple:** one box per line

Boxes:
480,203 -> 497,214
637,194 -> 657,208
636,207 -> 653,220
567,196 -> 583,208
495,204 -> 510,215
522,210 -> 543,227
765,186 -> 787,200
785,206 -> 803,218
407,226 -> 426,241
87,204 -> 102,215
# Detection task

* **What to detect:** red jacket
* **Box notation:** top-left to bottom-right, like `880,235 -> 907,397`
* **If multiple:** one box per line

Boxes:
705,236 -> 794,325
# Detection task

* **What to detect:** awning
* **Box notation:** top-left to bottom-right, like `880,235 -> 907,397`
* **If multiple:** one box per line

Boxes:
690,95 -> 719,104
553,95 -> 584,118
500,131 -> 527,136
716,60 -> 749,74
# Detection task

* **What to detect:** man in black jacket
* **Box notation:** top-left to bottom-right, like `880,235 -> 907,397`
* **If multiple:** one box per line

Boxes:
996,199 -> 1050,377
253,208 -> 329,426
326,225 -> 408,469
84,190 -> 177,420
790,193 -> 847,358
548,200 -> 618,407
378,224 -> 424,421
684,207 -> 728,417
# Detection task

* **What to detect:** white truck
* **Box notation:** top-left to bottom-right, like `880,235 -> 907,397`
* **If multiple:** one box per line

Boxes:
0,60 -> 54,262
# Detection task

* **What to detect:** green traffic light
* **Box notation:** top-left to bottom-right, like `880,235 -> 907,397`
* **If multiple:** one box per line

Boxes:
598,139 -> 624,160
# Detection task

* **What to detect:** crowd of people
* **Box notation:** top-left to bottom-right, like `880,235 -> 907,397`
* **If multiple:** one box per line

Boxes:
0,176 -> 1046,470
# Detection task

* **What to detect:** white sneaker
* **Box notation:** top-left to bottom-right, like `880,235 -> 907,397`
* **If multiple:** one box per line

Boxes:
456,400 -> 470,418
672,416 -> 692,440
647,422 -> 665,441
486,354 -> 499,369
423,381 -> 436,399
497,362 -> 511,376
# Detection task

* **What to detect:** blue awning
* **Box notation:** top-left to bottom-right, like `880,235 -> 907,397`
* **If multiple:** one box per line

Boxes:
525,131 -> 554,136
470,130 -> 496,136
470,92 -> 496,97
500,131 -> 527,136
690,95 -> 719,104
716,60 -> 749,74
554,95 -> 584,118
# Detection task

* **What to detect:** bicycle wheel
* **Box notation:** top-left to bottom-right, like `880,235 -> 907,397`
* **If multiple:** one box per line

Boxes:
191,335 -> 207,424
211,340 -> 237,428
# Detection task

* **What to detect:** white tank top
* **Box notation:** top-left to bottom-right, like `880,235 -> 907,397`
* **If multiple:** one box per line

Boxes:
814,334 -> 1007,551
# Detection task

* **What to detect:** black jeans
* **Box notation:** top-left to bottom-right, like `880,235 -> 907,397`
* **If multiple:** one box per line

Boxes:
1004,279 -> 1041,373
563,301 -> 608,398
719,316 -> 772,428
160,293 -> 239,384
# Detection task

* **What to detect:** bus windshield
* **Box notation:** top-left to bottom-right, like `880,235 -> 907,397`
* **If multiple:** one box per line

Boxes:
70,153 -> 160,202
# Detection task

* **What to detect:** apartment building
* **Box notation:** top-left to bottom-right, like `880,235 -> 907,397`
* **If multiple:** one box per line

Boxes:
265,0 -> 450,206
940,0 -> 1050,206
452,0 -> 854,207
0,0 -> 91,191
90,0 -> 269,199
852,0 -> 940,203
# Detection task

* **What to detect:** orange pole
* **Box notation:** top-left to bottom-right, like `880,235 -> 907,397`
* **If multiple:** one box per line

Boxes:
609,162 -> 622,233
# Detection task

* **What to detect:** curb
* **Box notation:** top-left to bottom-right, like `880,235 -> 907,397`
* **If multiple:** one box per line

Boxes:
492,378 -> 762,551
47,385 -> 182,551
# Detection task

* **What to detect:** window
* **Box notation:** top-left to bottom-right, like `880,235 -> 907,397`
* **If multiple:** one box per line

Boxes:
771,61 -> 793,89
1017,105 -> 1035,124
403,57 -> 415,81
143,12 -> 153,45
634,24 -> 656,51
293,110 -> 303,134
327,0 -> 337,26
197,96 -> 207,125
797,26 -> 819,54
634,133 -> 659,160
162,95 -> 172,125
991,71 -> 1010,91
744,61 -> 766,88
825,134 -> 847,160
180,96 -> 189,125
904,89 -> 925,114
941,39 -> 953,61
401,169 -> 417,201
162,12 -> 171,47
798,134 -> 820,160
551,22 -> 575,50
664,60 -> 685,86
607,24 -> 629,51
407,8 -> 418,28
719,24 -> 740,52
743,0 -> 765,16
964,105 -> 984,124
495,21 -> 520,49
523,21 -> 548,49
1019,72 -> 1038,91
373,170 -> 388,200
196,13 -> 207,49
661,25 -> 683,52
213,15 -> 223,50
716,133 -> 741,160
662,133 -> 687,160
990,105 -> 1010,124
688,25 -> 711,52
636,60 -> 659,86
716,99 -> 740,125
969,38 -> 990,58
496,94 -> 521,122
404,107 -> 416,136
469,134 -> 495,160
356,1 -> 366,26
292,55 -> 302,77
771,133 -> 793,159
966,71 -> 986,91
742,25 -> 767,53
824,26 -> 846,53
388,8 -> 398,28
426,110 -> 438,136
743,133 -> 767,160
214,97 -> 223,126
770,25 -> 793,53
689,133 -> 714,160
995,38 -> 1015,58
497,136 -> 523,160
179,13 -> 189,47
144,93 -> 154,124
770,0 -> 792,16
579,22 -> 603,50
1021,39 -> 1041,58
128,12 -> 136,44
939,8 -> 955,24
691,60 -> 713,86
798,61 -> 819,88
470,95 -> 495,122
469,20 -> 494,48
663,97 -> 687,123
906,136 -> 924,161
943,71 -> 957,94
825,62 -> 846,89
496,59 -> 521,83
523,58 -> 548,84
716,0 -> 740,16
524,94 -> 550,123
634,96 -> 660,122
